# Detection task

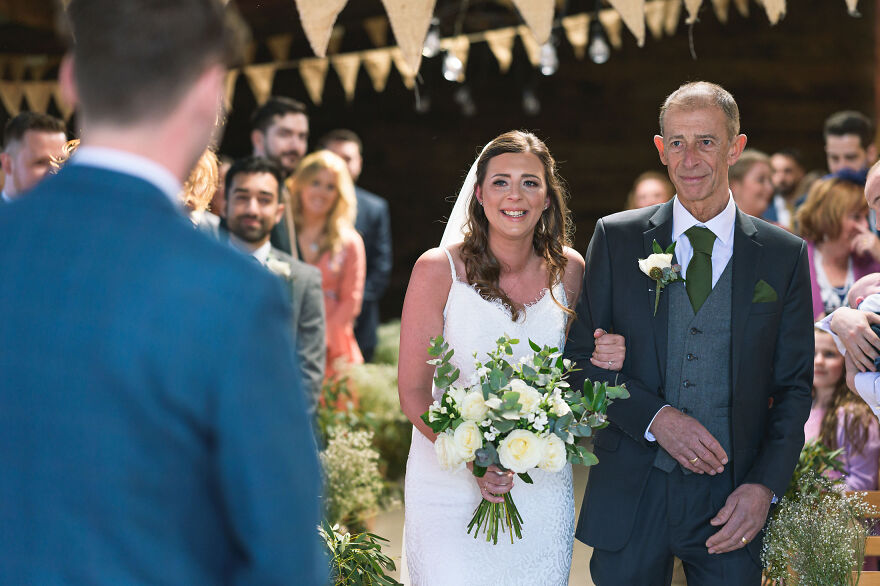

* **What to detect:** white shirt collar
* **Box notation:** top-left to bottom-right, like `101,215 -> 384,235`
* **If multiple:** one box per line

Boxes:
0,190 -> 13,203
672,191 -> 737,245
70,146 -> 182,205
229,233 -> 272,264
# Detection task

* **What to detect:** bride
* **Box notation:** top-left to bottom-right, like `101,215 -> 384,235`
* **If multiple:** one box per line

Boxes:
398,131 -> 627,584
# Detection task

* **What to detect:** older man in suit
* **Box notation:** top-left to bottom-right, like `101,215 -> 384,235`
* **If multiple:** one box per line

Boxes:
0,1 -> 324,584
224,155 -> 326,406
565,82 -> 813,584
320,129 -> 393,362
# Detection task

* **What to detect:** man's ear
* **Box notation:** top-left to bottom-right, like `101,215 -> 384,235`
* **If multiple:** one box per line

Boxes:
275,202 -> 285,226
653,135 -> 667,165
58,54 -> 78,113
251,129 -> 265,155
867,143 -> 878,165
727,134 -> 748,165
0,152 -> 10,175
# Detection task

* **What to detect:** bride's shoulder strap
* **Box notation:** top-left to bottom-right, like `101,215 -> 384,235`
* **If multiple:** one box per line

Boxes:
442,247 -> 458,282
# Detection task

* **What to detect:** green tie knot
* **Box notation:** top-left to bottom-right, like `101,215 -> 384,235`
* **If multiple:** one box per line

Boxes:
685,225 -> 716,255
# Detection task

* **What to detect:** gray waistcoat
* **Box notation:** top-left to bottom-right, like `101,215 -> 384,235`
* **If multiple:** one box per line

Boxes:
654,260 -> 734,473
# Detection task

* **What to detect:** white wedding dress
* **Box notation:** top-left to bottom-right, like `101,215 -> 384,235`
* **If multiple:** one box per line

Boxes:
403,248 -> 574,585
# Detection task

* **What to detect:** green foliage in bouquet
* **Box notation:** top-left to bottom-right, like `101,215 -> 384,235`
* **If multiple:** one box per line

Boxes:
319,520 -> 402,586
782,439 -> 846,503
320,428 -> 385,530
762,472 -> 876,586
372,320 -> 401,366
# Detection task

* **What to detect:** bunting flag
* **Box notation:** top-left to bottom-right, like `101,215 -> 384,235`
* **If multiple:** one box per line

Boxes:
294,0 -> 348,58
363,16 -> 389,48
710,0 -> 731,22
7,58 -> 27,81
517,25 -> 542,66
762,0 -> 786,24
23,81 -> 52,113
28,56 -> 55,81
684,0 -> 703,23
665,0 -> 683,34
51,83 -> 74,121
608,0 -> 646,47
362,48 -> 393,92
561,13 -> 589,59
299,58 -> 329,104
0,82 -> 24,116
441,36 -> 470,81
732,0 -> 750,16
845,0 -> 860,14
484,28 -> 517,73
331,54 -> 361,101
244,42 -> 258,65
389,47 -> 416,90
327,26 -> 345,55
224,69 -> 239,111
511,0 -> 555,45
598,10 -> 624,49
266,34 -> 293,63
381,0 -> 436,76
645,1 -> 666,40
243,63 -> 277,105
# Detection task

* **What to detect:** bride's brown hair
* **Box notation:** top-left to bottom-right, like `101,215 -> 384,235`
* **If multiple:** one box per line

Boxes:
460,130 -> 574,321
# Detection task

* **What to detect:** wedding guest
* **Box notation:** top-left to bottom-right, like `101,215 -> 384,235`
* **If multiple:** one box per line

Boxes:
824,111 -> 877,176
729,149 -> 774,219
224,156 -> 326,407
763,148 -> 806,228
208,153 -> 232,218
625,170 -> 674,209
286,150 -> 365,381
0,112 -> 66,203
184,148 -> 221,236
0,1 -> 324,583
318,129 -> 392,362
796,176 -> 880,318
250,96 -> 309,254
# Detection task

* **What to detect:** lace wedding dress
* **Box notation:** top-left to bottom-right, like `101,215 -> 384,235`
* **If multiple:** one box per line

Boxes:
403,248 -> 574,585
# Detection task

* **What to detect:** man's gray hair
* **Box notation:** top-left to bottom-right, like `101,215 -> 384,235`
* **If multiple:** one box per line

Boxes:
658,81 -> 740,140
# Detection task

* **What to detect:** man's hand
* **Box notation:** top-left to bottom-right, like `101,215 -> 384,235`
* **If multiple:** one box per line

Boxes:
649,407 -> 728,475
706,483 -> 772,554
829,307 -> 880,371
845,351 -> 860,392
850,223 -> 880,262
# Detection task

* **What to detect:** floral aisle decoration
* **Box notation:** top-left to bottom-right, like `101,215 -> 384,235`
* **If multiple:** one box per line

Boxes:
319,520 -> 402,586
421,334 -> 629,544
320,428 -> 385,530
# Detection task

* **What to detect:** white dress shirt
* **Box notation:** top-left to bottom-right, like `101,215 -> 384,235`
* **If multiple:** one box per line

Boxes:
229,233 -> 271,264
645,193 -> 738,441
72,146 -> 182,206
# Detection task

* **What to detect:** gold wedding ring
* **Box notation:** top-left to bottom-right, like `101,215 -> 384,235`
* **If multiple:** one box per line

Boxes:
741,537 -> 749,545
688,456 -> 699,464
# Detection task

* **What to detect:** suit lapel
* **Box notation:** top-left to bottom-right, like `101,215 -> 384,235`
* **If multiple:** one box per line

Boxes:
643,201 -> 675,384
730,210 -> 761,392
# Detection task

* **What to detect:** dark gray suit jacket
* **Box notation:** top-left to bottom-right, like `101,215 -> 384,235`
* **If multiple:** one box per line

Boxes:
564,200 -> 813,556
353,186 -> 392,357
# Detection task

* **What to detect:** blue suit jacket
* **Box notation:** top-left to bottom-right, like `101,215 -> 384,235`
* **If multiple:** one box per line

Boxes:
353,186 -> 392,356
0,164 -> 325,584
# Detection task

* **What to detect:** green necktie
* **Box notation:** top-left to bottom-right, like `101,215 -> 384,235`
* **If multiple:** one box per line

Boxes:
685,225 -> 717,313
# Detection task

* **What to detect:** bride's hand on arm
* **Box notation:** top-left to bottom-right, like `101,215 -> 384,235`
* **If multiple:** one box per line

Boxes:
470,463 -> 514,503
398,249 -> 455,440
590,329 -> 626,371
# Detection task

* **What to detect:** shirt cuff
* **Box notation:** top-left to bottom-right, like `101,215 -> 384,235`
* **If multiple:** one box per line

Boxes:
644,405 -> 671,442
854,372 -> 880,417
816,312 -> 847,356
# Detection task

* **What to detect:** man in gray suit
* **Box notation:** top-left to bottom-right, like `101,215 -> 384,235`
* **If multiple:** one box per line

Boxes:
565,82 -> 813,584
225,156 -> 326,405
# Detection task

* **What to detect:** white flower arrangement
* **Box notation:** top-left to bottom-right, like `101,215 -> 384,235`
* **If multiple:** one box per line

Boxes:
266,257 -> 292,279
421,334 -> 629,544
638,240 -> 683,315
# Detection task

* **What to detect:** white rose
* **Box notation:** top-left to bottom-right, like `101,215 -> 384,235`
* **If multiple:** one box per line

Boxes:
551,396 -> 571,417
265,258 -> 292,279
460,391 -> 489,421
638,253 -> 673,280
509,379 -> 542,414
539,434 -> 567,472
434,432 -> 465,471
447,385 -> 467,407
453,421 -> 483,461
498,429 -> 544,474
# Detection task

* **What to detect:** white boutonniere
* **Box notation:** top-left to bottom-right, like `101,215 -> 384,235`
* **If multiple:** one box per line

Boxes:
638,240 -> 683,315
266,258 -> 292,279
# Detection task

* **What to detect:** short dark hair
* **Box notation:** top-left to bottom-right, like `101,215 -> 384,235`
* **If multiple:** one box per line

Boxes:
772,147 -> 805,170
316,129 -> 362,154
3,112 -> 66,150
824,111 -> 874,148
250,97 -> 308,134
224,156 -> 285,202
59,0 -> 248,125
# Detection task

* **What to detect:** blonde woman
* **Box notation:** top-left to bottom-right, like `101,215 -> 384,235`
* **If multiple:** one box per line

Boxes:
287,150 -> 366,380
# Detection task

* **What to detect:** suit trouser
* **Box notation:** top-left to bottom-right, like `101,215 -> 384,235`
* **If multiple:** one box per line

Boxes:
354,299 -> 380,362
589,466 -> 762,585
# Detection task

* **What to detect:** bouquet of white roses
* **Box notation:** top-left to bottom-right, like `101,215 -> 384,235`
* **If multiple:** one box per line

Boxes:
420,334 -> 629,544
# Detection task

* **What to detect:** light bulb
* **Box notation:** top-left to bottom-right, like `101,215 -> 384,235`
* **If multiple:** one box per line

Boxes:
538,43 -> 558,76
522,88 -> 540,116
442,52 -> 464,82
588,36 -> 610,64
414,93 -> 431,114
422,19 -> 441,58
454,86 -> 476,117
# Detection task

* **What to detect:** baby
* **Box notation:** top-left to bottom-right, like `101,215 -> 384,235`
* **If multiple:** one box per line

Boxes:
835,273 -> 880,417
